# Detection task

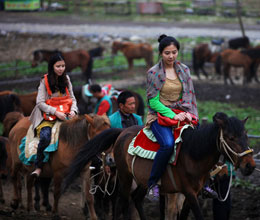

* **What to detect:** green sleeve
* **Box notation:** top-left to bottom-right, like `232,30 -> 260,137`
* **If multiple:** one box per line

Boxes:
149,92 -> 176,119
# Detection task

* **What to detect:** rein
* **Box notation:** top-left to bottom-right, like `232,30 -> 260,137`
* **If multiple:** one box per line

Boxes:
217,129 -> 254,166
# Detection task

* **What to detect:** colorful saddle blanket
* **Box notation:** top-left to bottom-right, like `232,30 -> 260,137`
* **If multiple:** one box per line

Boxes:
19,121 -> 61,165
128,125 -> 192,165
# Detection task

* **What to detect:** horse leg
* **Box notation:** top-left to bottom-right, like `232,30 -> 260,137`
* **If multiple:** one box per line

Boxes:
131,185 -> 147,220
52,173 -> 63,218
0,178 -> 4,204
167,193 -> 185,220
223,65 -> 233,85
127,58 -> 133,70
26,174 -> 35,212
180,194 -> 203,220
159,194 -> 166,220
34,178 -> 41,211
10,171 -> 22,209
201,65 -> 209,78
82,168 -> 98,220
40,177 -> 52,211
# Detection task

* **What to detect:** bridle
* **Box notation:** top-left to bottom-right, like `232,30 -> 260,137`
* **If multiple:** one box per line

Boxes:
217,129 -> 254,166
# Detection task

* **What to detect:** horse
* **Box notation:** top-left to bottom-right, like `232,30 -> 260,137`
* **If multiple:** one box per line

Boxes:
8,114 -> 110,219
215,48 -> 258,85
62,112 -> 255,220
111,41 -> 153,70
31,49 -> 91,82
192,36 -> 251,80
0,91 -> 22,122
192,43 -> 220,79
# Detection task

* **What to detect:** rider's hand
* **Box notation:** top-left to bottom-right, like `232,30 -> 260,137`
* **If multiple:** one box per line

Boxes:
68,111 -> 76,119
55,111 -> 67,121
185,112 -> 192,122
173,112 -> 186,121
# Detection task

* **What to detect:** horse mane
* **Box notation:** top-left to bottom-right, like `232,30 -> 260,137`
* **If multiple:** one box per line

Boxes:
88,47 -> 104,58
59,115 -> 89,147
241,48 -> 260,60
33,49 -> 62,56
181,116 -> 245,160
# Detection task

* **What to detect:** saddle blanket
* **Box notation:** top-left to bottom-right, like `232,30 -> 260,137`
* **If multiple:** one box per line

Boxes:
19,121 -> 61,165
128,125 -> 192,165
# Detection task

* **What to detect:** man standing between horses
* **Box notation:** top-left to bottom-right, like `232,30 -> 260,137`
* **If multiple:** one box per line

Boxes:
109,91 -> 143,128
89,84 -> 113,116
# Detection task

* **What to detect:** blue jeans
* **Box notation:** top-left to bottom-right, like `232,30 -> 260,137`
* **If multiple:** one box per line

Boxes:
148,120 -> 175,187
35,126 -> 52,169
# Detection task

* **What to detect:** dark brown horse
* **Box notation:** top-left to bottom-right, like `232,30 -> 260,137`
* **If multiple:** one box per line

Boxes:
215,48 -> 259,85
112,41 -> 153,70
32,49 -> 91,82
8,114 -> 110,219
192,43 -> 220,79
63,112 -> 255,220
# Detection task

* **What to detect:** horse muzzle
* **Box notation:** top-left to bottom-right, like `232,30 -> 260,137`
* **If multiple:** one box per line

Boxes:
239,156 -> 256,176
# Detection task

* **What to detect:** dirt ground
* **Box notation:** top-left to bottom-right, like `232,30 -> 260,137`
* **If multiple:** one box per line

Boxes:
1,25 -> 260,220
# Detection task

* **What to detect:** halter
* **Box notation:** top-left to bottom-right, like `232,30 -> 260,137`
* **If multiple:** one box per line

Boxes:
217,129 -> 254,166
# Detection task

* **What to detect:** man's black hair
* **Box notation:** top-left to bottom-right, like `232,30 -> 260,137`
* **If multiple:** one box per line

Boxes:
89,84 -> 102,93
117,91 -> 134,105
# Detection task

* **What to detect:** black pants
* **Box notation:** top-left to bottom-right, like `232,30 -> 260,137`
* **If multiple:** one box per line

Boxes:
212,175 -> 232,220
35,126 -> 52,169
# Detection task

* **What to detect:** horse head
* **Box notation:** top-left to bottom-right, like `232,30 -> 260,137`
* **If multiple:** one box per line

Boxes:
111,41 -> 122,55
213,112 -> 255,176
32,50 -> 43,67
85,114 -> 111,139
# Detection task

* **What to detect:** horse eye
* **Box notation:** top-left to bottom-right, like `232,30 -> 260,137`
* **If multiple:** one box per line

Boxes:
229,136 -> 235,141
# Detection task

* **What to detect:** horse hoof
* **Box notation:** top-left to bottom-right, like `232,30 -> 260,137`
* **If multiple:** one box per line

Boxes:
10,200 -> 19,210
51,214 -> 61,220
45,204 -> 52,212
34,203 -> 40,211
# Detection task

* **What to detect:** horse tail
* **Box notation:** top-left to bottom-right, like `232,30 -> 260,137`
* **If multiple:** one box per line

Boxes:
215,55 -> 222,75
62,128 -> 123,193
0,138 -> 7,170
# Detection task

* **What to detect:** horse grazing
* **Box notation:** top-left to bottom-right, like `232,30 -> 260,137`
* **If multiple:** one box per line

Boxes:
32,49 -> 91,82
112,41 -> 153,70
215,48 -> 257,85
63,112 -> 255,220
192,43 -> 220,79
8,114 -> 110,218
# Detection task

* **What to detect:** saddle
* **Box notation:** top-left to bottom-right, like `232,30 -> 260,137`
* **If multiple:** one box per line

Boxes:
128,124 -> 193,165
19,121 -> 62,165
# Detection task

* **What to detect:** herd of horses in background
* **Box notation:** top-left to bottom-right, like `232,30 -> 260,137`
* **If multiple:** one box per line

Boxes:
0,36 -> 258,219
193,36 -> 260,84
31,37 -> 260,86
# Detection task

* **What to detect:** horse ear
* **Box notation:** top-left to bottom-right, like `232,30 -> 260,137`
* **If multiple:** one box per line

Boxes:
242,116 -> 249,124
85,114 -> 94,126
213,112 -> 228,128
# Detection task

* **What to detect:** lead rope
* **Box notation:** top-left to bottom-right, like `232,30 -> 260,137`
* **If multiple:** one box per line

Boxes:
217,167 -> 233,202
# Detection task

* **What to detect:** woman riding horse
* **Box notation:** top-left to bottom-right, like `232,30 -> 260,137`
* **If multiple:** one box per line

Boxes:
145,34 -> 216,200
30,53 -> 78,177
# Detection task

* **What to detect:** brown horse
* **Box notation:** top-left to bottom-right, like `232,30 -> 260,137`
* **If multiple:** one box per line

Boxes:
112,41 -> 153,70
215,49 -> 256,85
8,114 -> 110,219
32,49 -> 91,82
192,43 -> 220,79
63,112 -> 255,220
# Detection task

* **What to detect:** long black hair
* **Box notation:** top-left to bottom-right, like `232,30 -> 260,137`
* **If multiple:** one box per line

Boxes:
47,53 -> 68,94
158,34 -> 180,54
